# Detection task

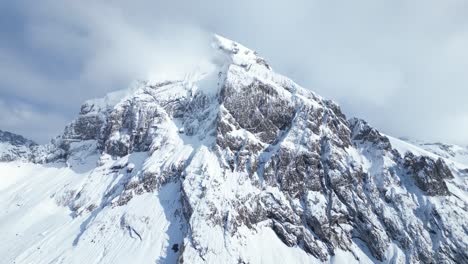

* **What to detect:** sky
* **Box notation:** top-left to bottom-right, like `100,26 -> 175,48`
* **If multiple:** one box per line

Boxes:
0,0 -> 468,145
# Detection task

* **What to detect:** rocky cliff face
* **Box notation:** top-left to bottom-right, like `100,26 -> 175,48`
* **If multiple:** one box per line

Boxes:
0,35 -> 466,264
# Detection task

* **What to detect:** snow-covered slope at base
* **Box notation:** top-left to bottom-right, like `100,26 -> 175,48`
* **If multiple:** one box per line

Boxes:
0,34 -> 467,264
0,159 -> 185,264
240,225 -> 377,264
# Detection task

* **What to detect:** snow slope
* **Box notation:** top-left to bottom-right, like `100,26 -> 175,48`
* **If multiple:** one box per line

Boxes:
0,35 -> 466,264
0,156 -> 185,264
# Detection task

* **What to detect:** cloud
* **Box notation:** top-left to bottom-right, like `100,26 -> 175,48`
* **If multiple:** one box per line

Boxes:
0,98 -> 68,143
19,0 -> 212,92
1,0 -> 468,145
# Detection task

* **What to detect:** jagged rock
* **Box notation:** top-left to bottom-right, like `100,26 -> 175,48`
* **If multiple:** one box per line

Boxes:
349,118 -> 391,150
404,153 -> 453,196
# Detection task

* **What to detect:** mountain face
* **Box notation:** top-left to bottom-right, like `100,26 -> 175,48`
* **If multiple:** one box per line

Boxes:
0,35 -> 467,264
0,130 -> 37,162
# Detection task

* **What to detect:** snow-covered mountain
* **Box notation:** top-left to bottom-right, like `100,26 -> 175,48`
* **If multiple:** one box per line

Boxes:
0,35 -> 466,264
0,130 -> 37,162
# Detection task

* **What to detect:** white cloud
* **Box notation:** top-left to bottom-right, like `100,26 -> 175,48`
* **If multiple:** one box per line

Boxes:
0,98 -> 68,143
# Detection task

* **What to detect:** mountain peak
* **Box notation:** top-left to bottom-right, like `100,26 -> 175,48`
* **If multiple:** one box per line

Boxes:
212,34 -> 271,70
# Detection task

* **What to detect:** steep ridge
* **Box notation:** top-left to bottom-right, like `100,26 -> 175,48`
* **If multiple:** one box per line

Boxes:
0,35 -> 466,264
